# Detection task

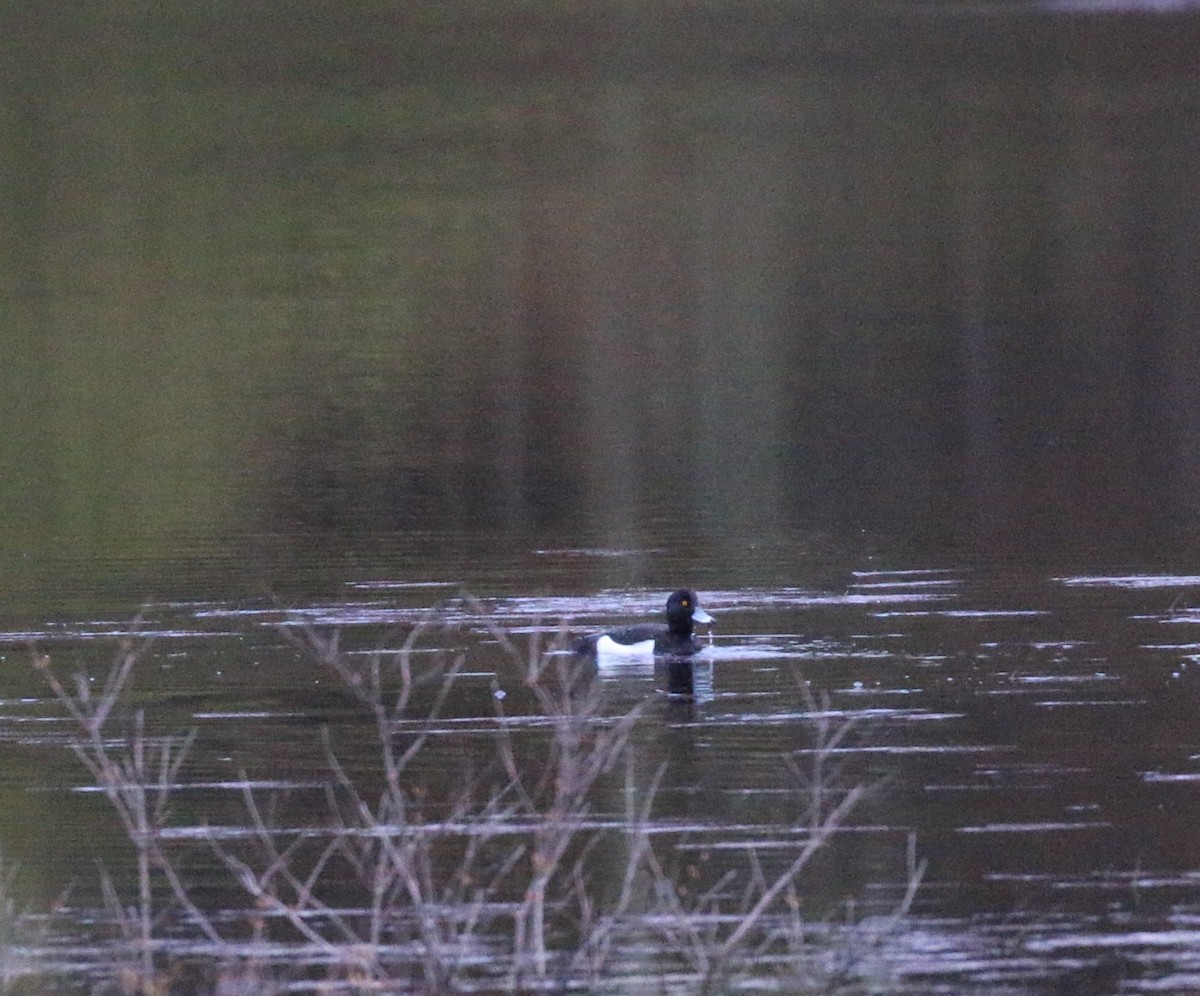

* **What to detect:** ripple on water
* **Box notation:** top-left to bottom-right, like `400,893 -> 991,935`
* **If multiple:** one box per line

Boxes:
1056,574 -> 1200,588
14,570 -> 1200,993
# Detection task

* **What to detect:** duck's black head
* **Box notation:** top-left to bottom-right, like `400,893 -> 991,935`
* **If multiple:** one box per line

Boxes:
665,589 -> 714,636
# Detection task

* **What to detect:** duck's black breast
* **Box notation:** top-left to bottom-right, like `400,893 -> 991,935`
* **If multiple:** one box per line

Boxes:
652,633 -> 703,655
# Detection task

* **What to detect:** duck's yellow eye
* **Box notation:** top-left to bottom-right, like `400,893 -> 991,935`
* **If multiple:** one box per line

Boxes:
682,599 -> 690,607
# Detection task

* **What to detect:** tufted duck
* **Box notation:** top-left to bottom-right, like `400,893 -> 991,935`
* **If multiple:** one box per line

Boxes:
576,589 -> 714,657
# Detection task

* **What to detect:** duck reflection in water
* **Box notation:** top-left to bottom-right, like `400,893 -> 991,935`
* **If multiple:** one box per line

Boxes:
575,589 -> 715,696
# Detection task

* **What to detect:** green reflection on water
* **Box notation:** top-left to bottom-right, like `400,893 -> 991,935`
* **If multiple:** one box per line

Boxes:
4,2 -> 1200,616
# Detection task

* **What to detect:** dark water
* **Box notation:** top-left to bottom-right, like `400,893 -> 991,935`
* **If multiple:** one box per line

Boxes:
8,561 -> 1200,991
4,0 -> 1200,991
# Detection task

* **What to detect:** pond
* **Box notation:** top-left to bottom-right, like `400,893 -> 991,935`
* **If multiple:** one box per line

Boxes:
6,557 -> 1200,992
4,0 -> 1200,992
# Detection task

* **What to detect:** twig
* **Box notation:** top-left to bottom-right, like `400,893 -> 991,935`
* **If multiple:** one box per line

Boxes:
714,784 -> 864,961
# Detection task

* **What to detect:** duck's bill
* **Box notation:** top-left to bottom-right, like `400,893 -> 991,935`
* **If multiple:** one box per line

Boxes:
693,607 -> 714,625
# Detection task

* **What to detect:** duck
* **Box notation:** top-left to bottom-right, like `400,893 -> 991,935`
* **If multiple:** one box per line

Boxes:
576,589 -> 715,657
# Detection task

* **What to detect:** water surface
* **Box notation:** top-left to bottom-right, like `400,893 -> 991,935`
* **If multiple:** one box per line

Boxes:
6,558 -> 1200,991
4,1 -> 1200,991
